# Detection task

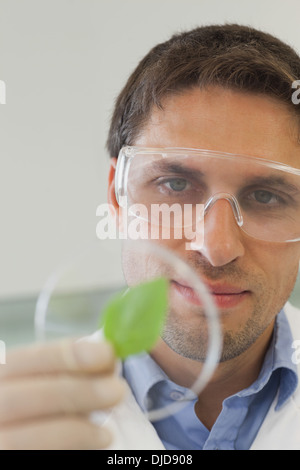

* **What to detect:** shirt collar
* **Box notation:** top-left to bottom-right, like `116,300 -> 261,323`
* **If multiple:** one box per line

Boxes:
122,352 -> 170,411
260,309 -> 298,409
122,309 -> 298,412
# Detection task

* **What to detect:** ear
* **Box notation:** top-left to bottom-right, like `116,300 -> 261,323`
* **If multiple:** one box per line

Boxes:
107,157 -> 118,210
107,157 -> 126,233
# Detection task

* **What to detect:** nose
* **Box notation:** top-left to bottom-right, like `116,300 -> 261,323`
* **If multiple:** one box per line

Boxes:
191,196 -> 245,266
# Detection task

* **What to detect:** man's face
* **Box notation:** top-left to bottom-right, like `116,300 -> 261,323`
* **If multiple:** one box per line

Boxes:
117,87 -> 300,362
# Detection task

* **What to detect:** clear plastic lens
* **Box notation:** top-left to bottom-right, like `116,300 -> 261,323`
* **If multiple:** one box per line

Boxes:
117,147 -> 300,243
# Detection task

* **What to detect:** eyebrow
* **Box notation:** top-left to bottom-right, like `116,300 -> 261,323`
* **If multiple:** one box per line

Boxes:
145,160 -> 205,180
242,175 -> 300,194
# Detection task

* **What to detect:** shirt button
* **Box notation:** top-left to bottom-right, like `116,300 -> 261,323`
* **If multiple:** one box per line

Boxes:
170,390 -> 184,401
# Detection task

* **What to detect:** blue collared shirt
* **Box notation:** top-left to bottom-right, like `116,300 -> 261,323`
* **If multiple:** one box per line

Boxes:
122,309 -> 298,450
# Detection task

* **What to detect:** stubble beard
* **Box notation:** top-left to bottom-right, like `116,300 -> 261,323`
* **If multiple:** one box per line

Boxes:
161,311 -> 268,362
161,288 -> 292,363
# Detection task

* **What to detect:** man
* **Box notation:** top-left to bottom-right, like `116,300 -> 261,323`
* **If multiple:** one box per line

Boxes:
1,24 -> 300,450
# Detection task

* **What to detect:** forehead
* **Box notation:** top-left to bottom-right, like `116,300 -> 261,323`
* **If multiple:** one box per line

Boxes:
135,87 -> 300,169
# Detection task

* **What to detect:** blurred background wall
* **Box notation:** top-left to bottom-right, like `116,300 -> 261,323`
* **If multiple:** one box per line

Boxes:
0,0 -> 299,345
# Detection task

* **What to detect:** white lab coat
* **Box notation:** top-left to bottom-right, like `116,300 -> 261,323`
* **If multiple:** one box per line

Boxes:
93,302 -> 300,450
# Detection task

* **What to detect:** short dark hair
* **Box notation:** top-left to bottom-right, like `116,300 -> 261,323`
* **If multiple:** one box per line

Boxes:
107,23 -> 300,157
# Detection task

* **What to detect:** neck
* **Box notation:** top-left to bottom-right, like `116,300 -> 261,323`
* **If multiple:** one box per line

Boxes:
150,320 -> 275,430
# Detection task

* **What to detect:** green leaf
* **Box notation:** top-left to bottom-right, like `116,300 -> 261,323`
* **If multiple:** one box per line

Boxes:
100,277 -> 168,359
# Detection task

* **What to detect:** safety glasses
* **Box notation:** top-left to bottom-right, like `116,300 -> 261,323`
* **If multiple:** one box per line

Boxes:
115,146 -> 300,243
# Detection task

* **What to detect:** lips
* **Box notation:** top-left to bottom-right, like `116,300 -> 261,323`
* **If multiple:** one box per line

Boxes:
205,283 -> 247,295
172,279 -> 250,309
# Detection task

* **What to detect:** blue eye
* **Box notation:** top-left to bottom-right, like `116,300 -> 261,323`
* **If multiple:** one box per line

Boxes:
253,190 -> 275,204
166,179 -> 188,192
243,188 -> 287,210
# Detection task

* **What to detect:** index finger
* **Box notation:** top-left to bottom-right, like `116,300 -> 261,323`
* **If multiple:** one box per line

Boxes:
0,338 -> 116,380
